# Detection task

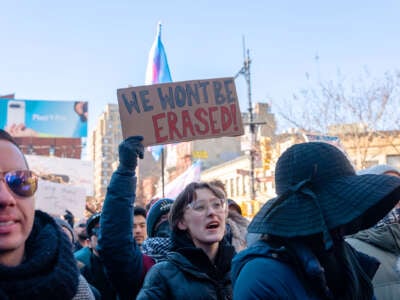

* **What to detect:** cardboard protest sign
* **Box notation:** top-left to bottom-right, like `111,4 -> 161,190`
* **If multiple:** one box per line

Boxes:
117,77 -> 244,146
35,179 -> 86,219
26,154 -> 94,196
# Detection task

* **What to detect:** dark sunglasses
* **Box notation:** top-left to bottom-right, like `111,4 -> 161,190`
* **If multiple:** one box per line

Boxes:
0,170 -> 38,197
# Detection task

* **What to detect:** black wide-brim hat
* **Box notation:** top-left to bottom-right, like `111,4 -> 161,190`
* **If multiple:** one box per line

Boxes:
248,142 -> 400,247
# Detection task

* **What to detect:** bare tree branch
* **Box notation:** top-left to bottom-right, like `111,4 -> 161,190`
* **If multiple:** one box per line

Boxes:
275,69 -> 400,168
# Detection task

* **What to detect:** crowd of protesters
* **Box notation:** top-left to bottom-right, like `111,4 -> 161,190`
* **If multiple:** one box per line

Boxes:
2,128 -> 400,299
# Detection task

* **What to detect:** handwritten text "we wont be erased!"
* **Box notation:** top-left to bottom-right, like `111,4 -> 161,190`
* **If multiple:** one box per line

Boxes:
120,78 -> 241,143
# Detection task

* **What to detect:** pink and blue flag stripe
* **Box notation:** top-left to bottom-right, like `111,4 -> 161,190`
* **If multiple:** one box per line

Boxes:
145,23 -> 172,160
145,23 -> 172,85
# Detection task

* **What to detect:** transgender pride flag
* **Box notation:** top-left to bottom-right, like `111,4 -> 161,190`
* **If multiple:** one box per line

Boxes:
145,22 -> 172,160
145,22 -> 172,85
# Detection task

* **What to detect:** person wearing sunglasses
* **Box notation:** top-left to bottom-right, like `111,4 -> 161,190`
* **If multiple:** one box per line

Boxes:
137,181 -> 236,299
0,129 -> 95,299
73,218 -> 89,251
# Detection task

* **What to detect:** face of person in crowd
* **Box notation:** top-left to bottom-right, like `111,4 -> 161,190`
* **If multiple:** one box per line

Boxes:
133,215 -> 147,245
384,171 -> 400,177
74,219 -> 89,246
88,225 -> 99,256
178,187 -> 226,250
154,215 -> 170,238
75,220 -> 86,235
74,102 -> 88,122
0,140 -> 36,266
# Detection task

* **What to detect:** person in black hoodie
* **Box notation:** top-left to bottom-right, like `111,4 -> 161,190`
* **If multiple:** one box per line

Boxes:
0,129 -> 94,299
137,181 -> 236,299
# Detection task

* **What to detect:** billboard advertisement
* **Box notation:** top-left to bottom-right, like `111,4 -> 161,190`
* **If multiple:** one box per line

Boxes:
0,99 -> 88,138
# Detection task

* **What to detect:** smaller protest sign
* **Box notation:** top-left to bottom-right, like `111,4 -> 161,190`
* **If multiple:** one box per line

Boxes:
303,133 -> 343,150
117,77 -> 244,146
35,179 -> 87,219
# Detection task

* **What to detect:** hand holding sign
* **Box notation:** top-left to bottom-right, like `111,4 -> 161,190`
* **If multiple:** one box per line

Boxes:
117,77 -> 244,146
118,136 -> 145,171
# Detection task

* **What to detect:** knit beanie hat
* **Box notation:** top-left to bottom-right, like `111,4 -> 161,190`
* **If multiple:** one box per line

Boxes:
54,217 -> 75,243
227,198 -> 242,215
146,198 -> 174,237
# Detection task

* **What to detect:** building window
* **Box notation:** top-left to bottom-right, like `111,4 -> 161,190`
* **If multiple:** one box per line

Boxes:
224,180 -> 228,193
49,145 -> 55,156
243,176 -> 247,195
28,144 -> 35,154
236,177 -> 240,196
230,178 -> 234,198
364,160 -> 379,168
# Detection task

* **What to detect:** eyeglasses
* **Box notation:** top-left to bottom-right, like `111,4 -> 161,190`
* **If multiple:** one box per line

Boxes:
0,170 -> 38,197
187,198 -> 226,214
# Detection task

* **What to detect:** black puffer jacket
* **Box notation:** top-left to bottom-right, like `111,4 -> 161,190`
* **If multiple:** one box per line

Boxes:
137,232 -> 235,300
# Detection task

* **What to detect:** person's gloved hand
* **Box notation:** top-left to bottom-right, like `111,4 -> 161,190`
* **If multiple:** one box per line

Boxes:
118,136 -> 144,170
64,210 -> 75,228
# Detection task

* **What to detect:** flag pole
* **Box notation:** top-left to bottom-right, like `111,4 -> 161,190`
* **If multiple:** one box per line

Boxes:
161,147 -> 165,198
145,21 -> 172,199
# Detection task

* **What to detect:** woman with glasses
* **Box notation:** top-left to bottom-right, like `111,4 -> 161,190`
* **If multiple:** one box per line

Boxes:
137,181 -> 236,299
0,129 -> 95,299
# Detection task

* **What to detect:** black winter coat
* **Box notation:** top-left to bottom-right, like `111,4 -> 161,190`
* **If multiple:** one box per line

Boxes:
137,232 -> 235,300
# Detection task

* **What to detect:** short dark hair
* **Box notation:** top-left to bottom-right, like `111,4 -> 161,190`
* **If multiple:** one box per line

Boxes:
0,129 -> 19,146
134,206 -> 147,219
169,181 -> 225,232
0,129 -> 29,168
